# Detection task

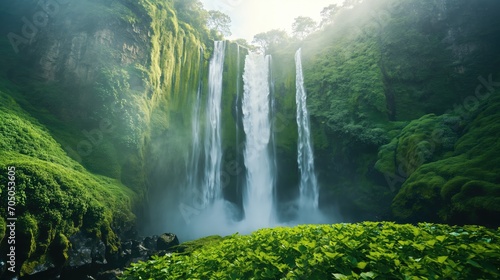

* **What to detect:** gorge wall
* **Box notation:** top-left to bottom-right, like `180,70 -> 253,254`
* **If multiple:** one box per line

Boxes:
298,0 -> 500,224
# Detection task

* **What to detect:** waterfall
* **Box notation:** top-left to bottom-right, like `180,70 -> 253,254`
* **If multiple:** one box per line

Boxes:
172,44 -> 330,240
268,56 -> 278,204
295,48 -> 320,210
235,45 -> 241,197
241,53 -> 276,228
203,41 -> 226,204
186,47 -> 204,195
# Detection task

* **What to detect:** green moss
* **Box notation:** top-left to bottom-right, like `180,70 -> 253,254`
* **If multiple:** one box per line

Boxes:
375,113 -> 460,180
21,232 -> 69,274
392,94 -> 500,227
221,41 -> 246,150
271,49 -> 298,154
173,235 -> 225,255
17,214 -> 38,258
0,218 -> 5,242
0,89 -> 136,275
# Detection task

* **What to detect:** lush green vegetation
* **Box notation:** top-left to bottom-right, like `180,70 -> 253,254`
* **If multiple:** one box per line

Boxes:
276,0 -> 500,222
1,0 -> 500,277
391,94 -> 500,227
0,89 -> 136,274
122,222 -> 500,279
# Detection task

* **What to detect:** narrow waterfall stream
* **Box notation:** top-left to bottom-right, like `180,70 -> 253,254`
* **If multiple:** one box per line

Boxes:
203,41 -> 226,204
185,47 -> 204,198
295,48 -> 320,210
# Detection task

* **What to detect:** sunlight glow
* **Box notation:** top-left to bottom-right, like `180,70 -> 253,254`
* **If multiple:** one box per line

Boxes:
200,0 -> 345,42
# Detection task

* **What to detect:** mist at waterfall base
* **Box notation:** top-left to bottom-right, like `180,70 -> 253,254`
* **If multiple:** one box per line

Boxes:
149,43 -> 339,241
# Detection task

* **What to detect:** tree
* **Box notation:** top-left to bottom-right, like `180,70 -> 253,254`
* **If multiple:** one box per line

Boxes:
292,16 -> 317,40
252,29 -> 290,52
320,4 -> 339,27
207,10 -> 232,38
173,0 -> 208,31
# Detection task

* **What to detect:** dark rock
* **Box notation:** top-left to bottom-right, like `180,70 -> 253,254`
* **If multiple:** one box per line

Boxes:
18,232 -> 178,280
156,233 -> 179,251
96,269 -> 123,280
143,236 -> 158,250
67,233 -> 107,268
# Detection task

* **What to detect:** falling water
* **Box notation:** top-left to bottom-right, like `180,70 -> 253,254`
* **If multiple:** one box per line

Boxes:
171,45 -> 330,240
268,56 -> 278,203
235,45 -> 241,197
203,41 -> 226,204
186,47 -> 204,195
241,53 -> 276,228
295,48 -> 320,210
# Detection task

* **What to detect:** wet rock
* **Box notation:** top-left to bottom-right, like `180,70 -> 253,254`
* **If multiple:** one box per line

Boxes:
156,233 -> 179,251
143,236 -> 158,251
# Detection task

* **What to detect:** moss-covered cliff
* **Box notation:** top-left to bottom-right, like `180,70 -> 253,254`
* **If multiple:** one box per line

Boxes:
290,0 -> 500,223
0,0 -> 213,276
0,88 -> 136,275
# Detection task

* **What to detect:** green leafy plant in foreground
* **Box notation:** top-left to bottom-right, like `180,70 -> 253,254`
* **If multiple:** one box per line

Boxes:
122,222 -> 500,280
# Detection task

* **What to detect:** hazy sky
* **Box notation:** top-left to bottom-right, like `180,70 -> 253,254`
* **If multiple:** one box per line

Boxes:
200,0 -> 345,42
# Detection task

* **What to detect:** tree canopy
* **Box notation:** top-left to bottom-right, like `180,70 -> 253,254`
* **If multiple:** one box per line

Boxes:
252,29 -> 290,52
292,16 -> 317,40
173,0 -> 208,32
320,4 -> 340,27
207,10 -> 232,38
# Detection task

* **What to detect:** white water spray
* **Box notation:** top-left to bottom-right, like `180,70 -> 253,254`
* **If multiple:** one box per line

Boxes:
295,48 -> 320,210
241,53 -> 276,229
186,47 -> 204,195
203,41 -> 226,204
165,45 -> 333,241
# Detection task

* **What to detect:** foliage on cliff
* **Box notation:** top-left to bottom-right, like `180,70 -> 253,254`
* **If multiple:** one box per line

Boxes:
287,0 -> 500,223
390,93 -> 500,227
0,89 -> 136,275
0,0 -> 220,275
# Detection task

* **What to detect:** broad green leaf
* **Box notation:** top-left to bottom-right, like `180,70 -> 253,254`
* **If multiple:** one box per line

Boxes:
357,261 -> 368,269
360,271 -> 376,279
413,244 -> 425,251
437,256 -> 448,263
325,251 -> 342,259
436,235 -> 446,242
333,273 -> 348,279
426,240 -> 436,246
466,259 -> 482,268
